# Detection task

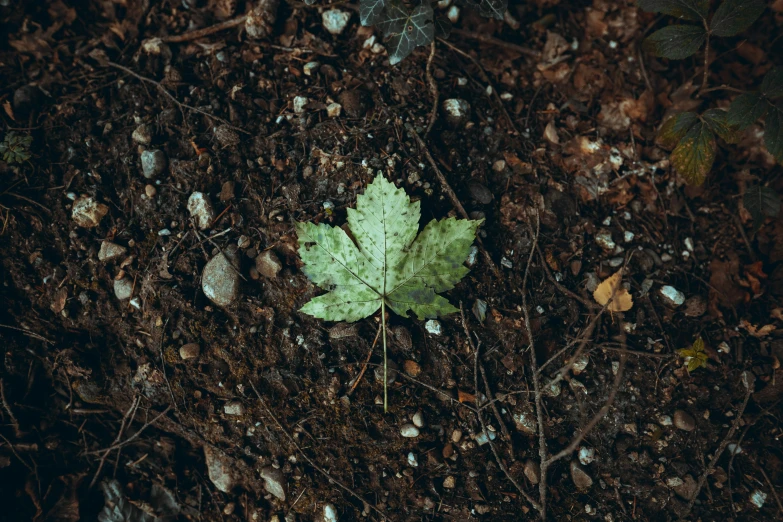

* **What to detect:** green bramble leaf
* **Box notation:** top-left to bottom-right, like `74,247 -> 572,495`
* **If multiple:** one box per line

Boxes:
637,0 -> 708,21
677,337 -> 708,372
702,109 -> 740,143
726,92 -> 769,130
671,121 -> 716,185
657,111 -> 699,149
765,103 -> 783,163
761,67 -> 783,99
376,2 -> 435,65
297,173 -> 482,322
710,0 -> 766,37
744,185 -> 781,231
643,25 -> 707,60
1,131 -> 33,165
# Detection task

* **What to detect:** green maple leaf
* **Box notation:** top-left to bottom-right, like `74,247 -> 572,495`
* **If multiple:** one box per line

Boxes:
296,173 -> 482,409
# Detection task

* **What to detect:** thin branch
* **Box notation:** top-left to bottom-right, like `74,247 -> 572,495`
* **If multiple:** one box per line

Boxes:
0,378 -> 22,437
347,322 -> 382,395
155,15 -> 247,43
461,306 -> 542,512
250,383 -> 390,521
683,372 -> 754,517
425,41 -> 439,137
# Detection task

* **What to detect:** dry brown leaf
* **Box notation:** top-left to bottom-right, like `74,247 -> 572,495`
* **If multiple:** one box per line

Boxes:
740,320 -> 775,338
593,271 -> 633,312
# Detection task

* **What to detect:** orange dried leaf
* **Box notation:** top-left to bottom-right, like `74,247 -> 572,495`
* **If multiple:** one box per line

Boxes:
593,271 -> 633,312
457,390 -> 476,403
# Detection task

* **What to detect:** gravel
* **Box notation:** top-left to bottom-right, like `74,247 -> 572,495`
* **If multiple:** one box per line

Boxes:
400,424 -> 420,438
223,401 -> 245,416
673,409 -> 696,431
255,250 -> 282,278
141,149 -> 167,178
659,285 -> 686,307
113,278 -> 133,300
72,196 -> 109,228
259,466 -> 287,501
202,251 -> 240,307
131,124 -> 152,145
322,9 -> 350,35
187,192 -> 216,230
98,241 -> 127,262
179,343 -> 200,360
425,320 -> 442,335
204,446 -> 236,493
412,411 -> 425,428
570,461 -> 593,490
442,99 -> 470,127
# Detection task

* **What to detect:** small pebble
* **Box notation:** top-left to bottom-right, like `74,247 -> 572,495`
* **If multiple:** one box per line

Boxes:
202,251 -> 241,307
132,124 -> 152,145
673,409 -> 696,431
443,476 -> 456,489
259,466 -> 286,501
255,250 -> 282,278
513,411 -> 537,434
524,460 -> 541,484
293,96 -> 308,114
179,343 -> 200,360
425,320 -> 442,335
326,102 -> 342,118
624,230 -> 635,242
412,411 -> 425,428
113,278 -> 133,300
492,159 -> 506,172
501,257 -> 513,269
141,149 -> 167,178
407,452 -> 418,467
447,4 -> 459,23
578,447 -> 595,465
442,99 -> 470,127
595,230 -> 616,251
750,489 -> 767,508
659,285 -> 685,307
400,424 -> 420,438
72,196 -> 109,228
570,461 -> 593,490
403,360 -> 421,377
223,401 -> 245,416
145,184 -> 157,197
98,241 -> 127,262
303,61 -> 320,76
572,354 -> 589,374
187,192 -> 216,230
320,503 -> 338,522
322,9 -> 351,35
659,415 -> 673,426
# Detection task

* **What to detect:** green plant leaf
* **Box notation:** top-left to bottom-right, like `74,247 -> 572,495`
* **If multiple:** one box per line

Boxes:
657,111 -> 699,149
765,103 -> 783,163
710,0 -> 766,37
726,92 -> 769,130
671,121 -> 716,185
637,0 -> 708,21
702,109 -> 740,143
678,337 -> 708,372
643,25 -> 707,60
360,0 -> 386,26
761,67 -> 783,99
376,2 -> 435,65
744,185 -> 781,231
458,0 -> 507,20
297,173 -> 480,320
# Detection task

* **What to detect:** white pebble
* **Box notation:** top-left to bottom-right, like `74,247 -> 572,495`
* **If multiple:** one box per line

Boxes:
750,489 -> 767,508
578,447 -> 595,465
322,9 -> 350,35
407,452 -> 418,467
659,285 -> 685,307
412,411 -> 425,428
400,424 -> 420,438
425,320 -> 441,336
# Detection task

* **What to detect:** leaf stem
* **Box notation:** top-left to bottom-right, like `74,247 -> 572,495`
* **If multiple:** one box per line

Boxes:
698,20 -> 711,97
381,299 -> 388,412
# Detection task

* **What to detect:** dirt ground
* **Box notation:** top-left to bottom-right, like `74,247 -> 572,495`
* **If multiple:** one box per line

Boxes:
1,0 -> 782,521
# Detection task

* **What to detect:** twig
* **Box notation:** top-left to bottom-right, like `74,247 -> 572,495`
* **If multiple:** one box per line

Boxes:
683,371 -> 754,517
89,396 -> 140,488
758,465 -> 783,516
106,61 -> 248,134
520,211 -> 548,519
461,306 -> 542,512
425,41 -> 439,137
405,123 -> 501,278
0,324 -> 53,344
0,378 -> 22,438
450,28 -> 540,58
545,353 -> 627,464
158,319 -> 179,411
153,15 -> 248,43
250,383 -> 390,520
697,19 -> 711,97
0,432 -> 32,472
535,243 -> 598,310
347,322 -> 383,395
479,362 -> 514,459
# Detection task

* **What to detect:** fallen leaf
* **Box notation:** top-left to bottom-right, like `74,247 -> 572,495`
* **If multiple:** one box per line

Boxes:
593,271 -> 633,312
740,319 -> 776,338
458,390 -> 476,403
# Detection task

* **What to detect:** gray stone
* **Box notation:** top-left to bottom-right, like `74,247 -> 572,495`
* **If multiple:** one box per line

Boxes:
673,474 -> 697,500
400,424 -> 420,438
425,320 -> 442,335
204,445 -> 236,493
141,149 -> 167,178
442,99 -> 470,127
468,181 -> 493,204
260,466 -> 287,501
524,460 -> 540,484
412,411 -> 425,428
99,241 -> 127,262
132,124 -> 152,145
72,196 -> 108,228
322,9 -> 350,35
187,192 -> 216,230
673,410 -> 696,431
570,461 -> 593,490
659,285 -> 685,307
317,504 -> 338,522
202,251 -> 240,307
255,250 -> 282,278
179,343 -> 200,360
223,401 -> 245,416
293,96 -> 308,114
114,278 -> 133,300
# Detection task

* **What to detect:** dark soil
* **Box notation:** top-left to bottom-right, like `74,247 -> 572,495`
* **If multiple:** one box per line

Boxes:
1,1 -> 782,521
